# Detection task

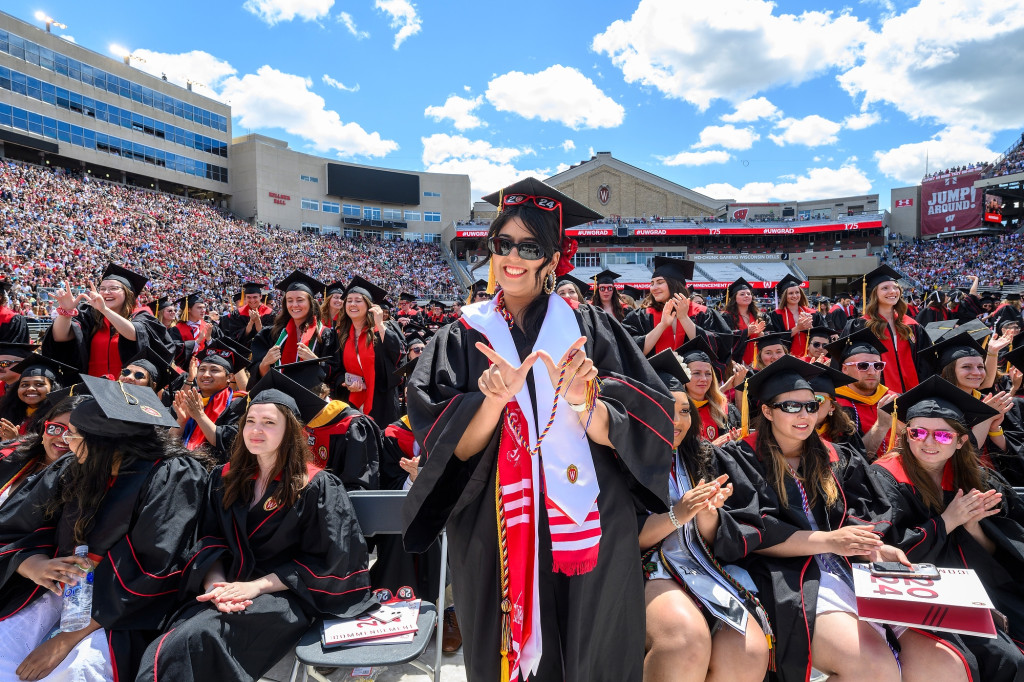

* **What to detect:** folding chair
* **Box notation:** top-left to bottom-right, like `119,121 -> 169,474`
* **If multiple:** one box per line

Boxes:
288,489 -> 448,682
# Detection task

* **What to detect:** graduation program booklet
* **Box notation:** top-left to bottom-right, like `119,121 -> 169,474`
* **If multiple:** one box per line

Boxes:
322,600 -> 421,647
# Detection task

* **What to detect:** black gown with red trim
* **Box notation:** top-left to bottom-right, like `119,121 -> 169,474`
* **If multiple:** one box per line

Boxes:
826,304 -> 849,333
402,304 -> 674,681
623,304 -> 736,360
767,307 -> 827,358
169,320 -> 223,367
330,325 -> 405,428
871,456 -> 1024,681
0,438 -> 35,503
0,451 -> 206,681
304,399 -> 381,491
218,306 -> 275,351
713,436 -> 893,682
842,316 -> 929,393
0,307 -> 28,344
136,463 -> 376,682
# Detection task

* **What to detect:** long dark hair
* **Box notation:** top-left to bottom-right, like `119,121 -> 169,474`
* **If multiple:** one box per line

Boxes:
478,203 -> 562,337
11,395 -> 89,467
271,290 -> 321,341
679,395 -> 715,482
818,398 -> 856,440
0,376 -> 57,432
725,294 -> 760,326
221,403 -> 311,510
47,426 -> 186,545
886,419 -> 988,513
753,409 -> 838,509
590,286 -> 625,321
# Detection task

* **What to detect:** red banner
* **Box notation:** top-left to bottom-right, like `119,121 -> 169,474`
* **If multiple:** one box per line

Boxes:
921,171 -> 983,235
616,280 -> 808,290
456,220 -> 881,239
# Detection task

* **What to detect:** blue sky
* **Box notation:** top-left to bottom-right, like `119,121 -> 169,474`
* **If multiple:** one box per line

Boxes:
11,0 -> 1024,209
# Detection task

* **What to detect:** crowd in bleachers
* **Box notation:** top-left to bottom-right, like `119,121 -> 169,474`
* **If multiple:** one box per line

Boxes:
0,160 -> 461,312
922,161 -> 990,180
888,234 -> 1024,288
986,134 -> 1024,178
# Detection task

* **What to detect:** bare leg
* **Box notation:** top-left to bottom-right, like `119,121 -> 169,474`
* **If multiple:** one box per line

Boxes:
898,630 -> 969,682
644,579 -> 711,682
706,616 -> 770,682
810,611 -> 901,682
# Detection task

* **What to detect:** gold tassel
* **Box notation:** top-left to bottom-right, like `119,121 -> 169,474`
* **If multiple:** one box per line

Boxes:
180,299 -> 189,322
739,377 -> 750,437
237,291 -> 244,310
488,189 -> 503,296
862,278 -> 867,313
887,395 -> 898,453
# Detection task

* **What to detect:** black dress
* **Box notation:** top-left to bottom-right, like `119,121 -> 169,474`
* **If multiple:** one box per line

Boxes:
40,304 -> 176,375
402,304 -> 674,681
871,456 -> 1024,681
0,452 -> 207,681
136,463 -> 377,682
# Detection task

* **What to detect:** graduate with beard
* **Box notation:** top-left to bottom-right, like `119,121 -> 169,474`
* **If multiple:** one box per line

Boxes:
402,177 -> 674,681
219,282 -> 275,351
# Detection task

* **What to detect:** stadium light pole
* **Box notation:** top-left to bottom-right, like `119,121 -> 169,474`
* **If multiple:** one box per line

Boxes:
34,11 -> 66,33
109,44 -> 146,67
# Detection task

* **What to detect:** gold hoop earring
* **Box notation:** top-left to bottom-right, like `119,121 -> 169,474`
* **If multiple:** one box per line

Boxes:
543,272 -> 555,294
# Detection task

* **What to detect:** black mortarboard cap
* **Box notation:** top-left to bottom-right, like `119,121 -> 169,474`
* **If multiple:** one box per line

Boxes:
727,278 -> 754,298
620,285 -> 644,300
980,292 -> 998,304
881,375 -> 998,427
652,256 -> 694,283
0,342 -> 38,359
394,356 -> 420,379
247,369 -> 326,424
123,347 -> 174,391
649,350 -> 690,393
1003,345 -> 1024,374
345,276 -> 388,306
944,319 -> 992,345
399,291 -> 418,302
851,264 -> 904,296
0,280 -> 12,294
746,355 -> 829,403
555,274 -> 590,295
101,263 -> 148,297
806,326 -> 834,341
276,270 -> 326,297
807,362 -> 857,396
197,339 -> 247,373
593,269 -> 621,285
152,296 -> 172,316
751,331 -> 793,350
824,329 -> 887,367
44,382 -> 90,405
276,357 -> 328,390
471,279 -> 489,293
1005,292 -> 1022,302
481,177 -> 604,231
173,292 -> 202,309
920,331 -> 985,370
241,281 -> 265,296
325,281 -> 347,297
676,336 -> 718,366
925,290 -> 946,306
11,355 -> 78,386
71,375 -> 179,436
218,336 -> 253,361
924,319 -> 958,343
774,274 -> 804,297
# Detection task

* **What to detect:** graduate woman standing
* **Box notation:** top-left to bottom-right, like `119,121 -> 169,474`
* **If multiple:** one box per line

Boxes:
403,178 -> 674,681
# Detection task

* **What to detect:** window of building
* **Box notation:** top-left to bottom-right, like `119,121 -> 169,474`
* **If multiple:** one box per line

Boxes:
423,191 -> 441,197
424,211 -> 442,222
363,206 -> 381,221
301,222 -> 320,234
321,225 -> 340,235
300,174 -> 319,183
403,210 -> 420,222
343,227 -> 360,238
363,230 -> 381,239
322,201 -> 340,214
301,198 -> 320,211
422,233 -> 441,244
382,208 -> 403,221
405,232 -> 422,242
342,204 -> 361,217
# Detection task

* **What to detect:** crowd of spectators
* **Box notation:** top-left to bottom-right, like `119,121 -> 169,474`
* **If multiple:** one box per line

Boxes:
922,161 -> 989,180
888,233 -> 1024,289
985,134 -> 1024,178
0,160 -> 461,314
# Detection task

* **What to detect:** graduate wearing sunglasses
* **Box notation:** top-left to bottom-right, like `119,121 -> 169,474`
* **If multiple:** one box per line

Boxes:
872,376 -> 1024,682
714,357 -> 969,682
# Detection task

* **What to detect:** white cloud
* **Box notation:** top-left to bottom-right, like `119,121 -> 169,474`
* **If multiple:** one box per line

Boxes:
844,111 -> 880,130
874,126 -> 996,184
424,95 -> 486,131
660,150 -> 732,166
122,49 -> 238,96
221,66 -> 397,157
242,0 -> 334,25
769,115 -> 842,146
693,163 -> 872,201
58,35 -> 75,43
693,124 -> 759,150
374,0 -> 422,49
839,0 -> 1024,133
322,74 -> 359,92
561,139 -> 576,152
721,97 -> 779,122
337,11 -> 369,39
421,133 -> 548,198
485,65 -> 625,130
592,0 -> 870,110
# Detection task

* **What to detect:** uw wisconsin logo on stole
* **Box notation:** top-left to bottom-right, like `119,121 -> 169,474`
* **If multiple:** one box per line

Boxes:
263,497 -> 279,512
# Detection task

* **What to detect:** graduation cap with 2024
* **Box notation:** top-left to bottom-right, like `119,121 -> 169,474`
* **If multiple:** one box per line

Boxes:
481,177 -> 604,231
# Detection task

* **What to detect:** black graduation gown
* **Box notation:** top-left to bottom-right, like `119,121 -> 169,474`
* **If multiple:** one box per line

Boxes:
208,395 -> 248,464
331,325 -> 405,427
136,464 -> 376,682
871,458 -> 1024,681
218,309 -> 275,350
402,304 -> 674,681
0,309 -> 29,344
990,398 -> 1024,487
826,304 -> 849,333
766,309 -> 827,357
371,417 -> 443,603
0,438 -> 36,502
40,304 -> 176,374
247,323 -> 339,390
915,305 -> 950,326
305,400 -> 381,491
713,437 -> 893,682
169,320 -> 223,367
622,305 -> 735,360
0,453 -> 207,681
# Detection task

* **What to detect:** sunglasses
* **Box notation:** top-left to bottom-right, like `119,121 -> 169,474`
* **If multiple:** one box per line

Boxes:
474,291 -> 490,299
907,427 -> 956,445
502,194 -> 561,212
843,361 -> 886,372
488,236 -> 546,261
809,341 -> 827,348
44,421 -> 69,437
770,400 -> 821,414
598,285 -> 615,292
120,368 -> 149,380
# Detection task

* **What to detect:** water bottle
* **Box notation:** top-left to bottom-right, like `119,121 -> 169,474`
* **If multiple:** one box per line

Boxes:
60,545 -> 94,632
